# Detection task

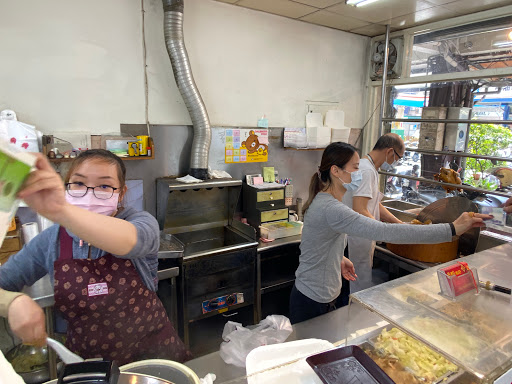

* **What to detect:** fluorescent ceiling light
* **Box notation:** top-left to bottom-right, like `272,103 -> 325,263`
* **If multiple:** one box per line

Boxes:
346,0 -> 382,6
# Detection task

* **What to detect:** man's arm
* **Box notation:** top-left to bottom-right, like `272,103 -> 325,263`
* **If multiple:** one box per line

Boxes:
0,289 -> 47,346
504,196 -> 512,214
352,196 -> 375,219
379,203 -> 403,223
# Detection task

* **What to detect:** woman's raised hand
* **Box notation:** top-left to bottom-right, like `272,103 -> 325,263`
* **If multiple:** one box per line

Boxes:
17,153 -> 67,222
452,211 -> 493,236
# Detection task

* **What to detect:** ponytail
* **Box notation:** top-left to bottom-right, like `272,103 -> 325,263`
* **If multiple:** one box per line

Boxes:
303,173 -> 322,214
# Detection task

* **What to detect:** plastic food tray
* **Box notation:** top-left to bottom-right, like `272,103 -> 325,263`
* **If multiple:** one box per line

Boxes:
306,345 -> 394,384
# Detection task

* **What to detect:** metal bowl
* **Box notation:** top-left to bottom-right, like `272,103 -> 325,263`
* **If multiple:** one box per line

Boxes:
121,359 -> 201,384
5,344 -> 50,384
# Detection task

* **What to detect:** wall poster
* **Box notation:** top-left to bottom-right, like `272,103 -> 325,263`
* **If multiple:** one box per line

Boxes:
225,129 -> 268,163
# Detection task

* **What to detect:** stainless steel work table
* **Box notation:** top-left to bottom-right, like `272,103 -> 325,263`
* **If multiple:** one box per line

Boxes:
185,302 -> 377,383
257,234 -> 301,251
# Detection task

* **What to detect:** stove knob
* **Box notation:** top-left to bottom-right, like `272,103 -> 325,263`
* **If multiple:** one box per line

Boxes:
226,295 -> 236,306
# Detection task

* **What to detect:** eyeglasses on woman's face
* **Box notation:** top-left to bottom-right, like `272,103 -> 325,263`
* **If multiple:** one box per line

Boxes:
65,182 -> 118,199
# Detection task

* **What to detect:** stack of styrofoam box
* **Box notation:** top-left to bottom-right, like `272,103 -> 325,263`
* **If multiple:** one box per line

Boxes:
305,112 -> 331,148
419,107 -> 447,151
326,110 -> 351,144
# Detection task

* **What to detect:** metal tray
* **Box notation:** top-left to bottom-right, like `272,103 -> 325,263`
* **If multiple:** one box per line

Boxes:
306,345 -> 394,384
158,232 -> 185,259
366,334 -> 463,384
346,324 -> 464,384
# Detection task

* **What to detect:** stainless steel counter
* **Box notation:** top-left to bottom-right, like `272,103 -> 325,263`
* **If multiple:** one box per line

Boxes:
186,242 -> 512,384
257,234 -> 301,252
185,303 -> 378,383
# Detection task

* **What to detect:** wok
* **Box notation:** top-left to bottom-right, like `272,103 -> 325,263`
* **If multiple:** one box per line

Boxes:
416,196 -> 480,256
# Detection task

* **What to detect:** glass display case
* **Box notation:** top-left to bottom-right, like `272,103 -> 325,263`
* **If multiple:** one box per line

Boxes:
348,243 -> 512,384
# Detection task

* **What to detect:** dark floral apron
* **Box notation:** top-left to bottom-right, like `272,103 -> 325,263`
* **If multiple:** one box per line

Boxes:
54,227 -> 192,365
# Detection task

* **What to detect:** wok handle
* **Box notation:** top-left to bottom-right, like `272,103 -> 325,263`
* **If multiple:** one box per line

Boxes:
494,284 -> 512,295
57,360 -> 120,384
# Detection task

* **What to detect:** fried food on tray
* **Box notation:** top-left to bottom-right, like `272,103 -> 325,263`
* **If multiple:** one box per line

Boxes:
439,302 -> 507,343
364,348 -> 421,384
410,218 -> 432,225
439,302 -> 472,322
372,327 -> 458,384
434,167 -> 462,193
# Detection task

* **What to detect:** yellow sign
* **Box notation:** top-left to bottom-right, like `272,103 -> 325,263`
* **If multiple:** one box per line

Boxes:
225,129 -> 268,163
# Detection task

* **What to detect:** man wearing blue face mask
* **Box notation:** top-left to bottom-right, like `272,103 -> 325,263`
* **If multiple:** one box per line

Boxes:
342,133 -> 405,293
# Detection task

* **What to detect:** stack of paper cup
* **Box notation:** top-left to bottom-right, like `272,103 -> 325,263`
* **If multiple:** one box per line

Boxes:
326,110 -> 351,143
305,112 -> 331,148
22,222 -> 39,244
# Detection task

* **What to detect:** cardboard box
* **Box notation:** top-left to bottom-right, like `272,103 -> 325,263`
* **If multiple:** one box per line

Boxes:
418,107 -> 447,151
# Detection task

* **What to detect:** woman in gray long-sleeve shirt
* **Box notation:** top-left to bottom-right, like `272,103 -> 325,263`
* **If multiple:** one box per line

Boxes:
290,142 -> 490,324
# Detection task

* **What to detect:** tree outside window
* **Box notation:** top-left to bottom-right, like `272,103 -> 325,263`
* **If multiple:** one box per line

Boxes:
465,123 -> 512,190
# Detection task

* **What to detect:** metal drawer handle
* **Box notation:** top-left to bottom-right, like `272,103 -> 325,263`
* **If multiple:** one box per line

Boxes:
222,312 -> 239,318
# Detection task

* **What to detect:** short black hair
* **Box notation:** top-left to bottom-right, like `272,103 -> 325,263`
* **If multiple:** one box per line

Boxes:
373,133 -> 404,152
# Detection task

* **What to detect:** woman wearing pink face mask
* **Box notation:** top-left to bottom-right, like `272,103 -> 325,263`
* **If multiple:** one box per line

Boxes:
0,150 -> 191,364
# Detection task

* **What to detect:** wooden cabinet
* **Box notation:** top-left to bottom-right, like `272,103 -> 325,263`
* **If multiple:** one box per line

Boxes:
0,228 -> 22,265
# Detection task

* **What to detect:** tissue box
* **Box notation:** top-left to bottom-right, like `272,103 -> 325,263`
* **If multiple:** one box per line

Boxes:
325,110 -> 345,130
331,128 -> 351,143
307,127 -> 331,149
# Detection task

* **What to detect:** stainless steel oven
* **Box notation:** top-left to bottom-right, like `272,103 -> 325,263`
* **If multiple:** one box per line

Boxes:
156,178 -> 258,354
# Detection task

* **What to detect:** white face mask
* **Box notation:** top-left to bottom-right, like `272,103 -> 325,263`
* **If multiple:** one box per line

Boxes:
381,150 -> 399,171
338,169 -> 363,192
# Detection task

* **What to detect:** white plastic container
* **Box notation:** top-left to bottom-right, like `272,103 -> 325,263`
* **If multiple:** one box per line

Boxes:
259,221 -> 303,240
246,338 -> 334,384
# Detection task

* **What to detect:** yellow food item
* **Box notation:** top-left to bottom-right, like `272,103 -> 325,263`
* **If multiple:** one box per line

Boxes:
410,219 -> 432,225
374,327 -> 458,383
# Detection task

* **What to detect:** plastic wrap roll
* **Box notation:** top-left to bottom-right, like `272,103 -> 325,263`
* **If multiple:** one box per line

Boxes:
22,222 -> 39,244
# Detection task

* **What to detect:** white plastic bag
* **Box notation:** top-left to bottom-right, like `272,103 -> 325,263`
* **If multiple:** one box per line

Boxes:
219,315 -> 292,367
0,110 -> 39,152
199,373 -> 216,384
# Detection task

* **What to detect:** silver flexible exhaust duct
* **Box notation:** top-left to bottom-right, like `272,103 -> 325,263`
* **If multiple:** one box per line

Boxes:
163,0 -> 211,180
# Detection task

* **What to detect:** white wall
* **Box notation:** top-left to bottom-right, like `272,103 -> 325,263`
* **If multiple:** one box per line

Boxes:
0,0 -> 369,140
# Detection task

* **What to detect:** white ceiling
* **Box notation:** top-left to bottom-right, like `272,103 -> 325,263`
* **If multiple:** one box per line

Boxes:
215,0 -> 512,37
